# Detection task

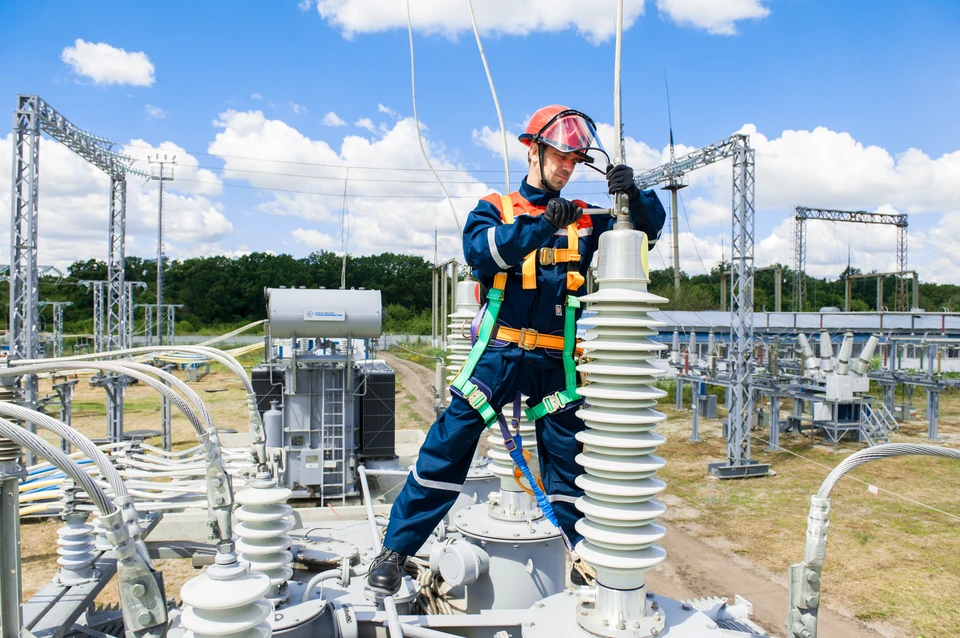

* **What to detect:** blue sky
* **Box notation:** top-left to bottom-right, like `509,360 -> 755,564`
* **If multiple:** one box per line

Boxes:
1,0 -> 958,284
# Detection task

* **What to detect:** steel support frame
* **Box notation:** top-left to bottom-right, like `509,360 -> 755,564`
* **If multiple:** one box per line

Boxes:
106,177 -> 128,351
8,96 -> 142,462
793,206 -> 908,311
636,133 -> 767,477
9,96 -> 41,463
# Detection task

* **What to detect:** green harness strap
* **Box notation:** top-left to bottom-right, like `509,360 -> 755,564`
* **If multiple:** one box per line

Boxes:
524,294 -> 581,421
450,273 -> 507,426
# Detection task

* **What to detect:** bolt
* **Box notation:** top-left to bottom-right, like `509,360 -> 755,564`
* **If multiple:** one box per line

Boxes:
651,601 -> 659,611
579,609 -> 589,617
805,571 -> 820,585
213,478 -> 223,487
682,603 -> 692,611
646,591 -> 654,599
804,594 -> 818,607
215,496 -> 225,505
601,619 -> 610,627
534,602 -> 544,609
653,613 -> 661,622
137,611 -> 152,626
131,583 -> 146,598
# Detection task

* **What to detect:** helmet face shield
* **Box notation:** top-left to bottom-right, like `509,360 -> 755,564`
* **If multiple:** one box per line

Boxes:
537,110 -> 606,163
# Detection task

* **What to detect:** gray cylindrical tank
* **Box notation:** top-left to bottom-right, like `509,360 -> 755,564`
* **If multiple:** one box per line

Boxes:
266,288 -> 382,338
264,400 -> 283,448
451,504 -> 565,614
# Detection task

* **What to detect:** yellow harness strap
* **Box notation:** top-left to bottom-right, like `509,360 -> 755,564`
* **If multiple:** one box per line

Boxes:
565,224 -> 585,291
501,195 -> 538,289
499,194 -> 583,291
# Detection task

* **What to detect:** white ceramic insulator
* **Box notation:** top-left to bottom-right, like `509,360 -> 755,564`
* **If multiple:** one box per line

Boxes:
670,330 -> 680,365
235,479 -> 294,598
574,236 -> 670,592
836,332 -> 855,375
446,279 -> 482,400
797,333 -> 819,377
180,555 -> 273,638
819,331 -> 836,373
853,335 -> 880,376
688,330 -> 698,367
487,398 -> 538,493
56,517 -> 96,583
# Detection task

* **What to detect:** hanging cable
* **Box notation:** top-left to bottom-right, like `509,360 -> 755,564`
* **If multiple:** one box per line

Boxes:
405,0 -> 463,239
466,0 -> 510,193
340,167 -> 350,289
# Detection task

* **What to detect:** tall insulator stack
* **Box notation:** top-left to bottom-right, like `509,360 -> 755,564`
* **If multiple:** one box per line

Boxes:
179,552 -> 273,638
235,475 -> 294,604
574,228 -> 669,636
446,278 -> 482,398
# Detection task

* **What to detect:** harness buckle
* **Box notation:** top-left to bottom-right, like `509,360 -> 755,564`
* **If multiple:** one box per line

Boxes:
538,247 -> 557,266
466,388 -> 489,410
517,327 -> 540,351
541,391 -> 569,414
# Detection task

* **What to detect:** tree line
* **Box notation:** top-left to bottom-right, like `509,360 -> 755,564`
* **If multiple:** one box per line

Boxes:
5,253 -> 960,336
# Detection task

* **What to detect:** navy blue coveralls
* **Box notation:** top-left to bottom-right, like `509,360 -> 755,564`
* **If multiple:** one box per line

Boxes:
383,177 -> 666,557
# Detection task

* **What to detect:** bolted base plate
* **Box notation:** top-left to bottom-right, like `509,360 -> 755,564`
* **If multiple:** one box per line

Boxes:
521,589 -> 750,638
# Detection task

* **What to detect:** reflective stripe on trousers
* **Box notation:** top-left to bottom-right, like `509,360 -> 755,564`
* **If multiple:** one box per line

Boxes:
382,348 -> 586,556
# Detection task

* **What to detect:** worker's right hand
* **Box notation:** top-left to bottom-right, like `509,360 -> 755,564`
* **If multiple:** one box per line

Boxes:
543,198 -> 582,229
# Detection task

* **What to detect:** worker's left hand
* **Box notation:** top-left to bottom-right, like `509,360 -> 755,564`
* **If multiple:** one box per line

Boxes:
606,164 -> 639,198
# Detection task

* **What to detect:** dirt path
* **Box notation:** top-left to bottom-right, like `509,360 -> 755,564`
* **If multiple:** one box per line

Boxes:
646,517 -> 907,638
381,352 -> 438,429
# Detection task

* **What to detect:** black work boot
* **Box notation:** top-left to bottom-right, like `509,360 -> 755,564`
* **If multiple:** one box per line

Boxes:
367,547 -> 408,595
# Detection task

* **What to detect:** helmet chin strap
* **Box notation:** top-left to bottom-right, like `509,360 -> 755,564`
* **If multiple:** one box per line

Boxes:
537,143 -> 552,193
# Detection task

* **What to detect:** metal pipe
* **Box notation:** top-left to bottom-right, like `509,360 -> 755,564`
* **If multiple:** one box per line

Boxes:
358,465 -> 382,553
0,437 -> 23,638
3,361 -> 207,435
0,403 -> 126,497
0,419 -> 114,515
300,569 -> 340,602
383,595 -> 404,638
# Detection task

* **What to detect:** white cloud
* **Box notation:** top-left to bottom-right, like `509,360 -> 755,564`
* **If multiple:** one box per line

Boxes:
144,104 -> 166,120
207,110 -> 491,261
0,135 -> 233,270
292,228 -> 338,250
61,39 -> 155,87
251,92 -> 263,100
290,102 -> 308,115
354,118 -> 376,133
656,0 -> 770,35
323,111 -> 348,127
378,103 -> 398,118
315,0 -> 647,44
298,0 -> 313,10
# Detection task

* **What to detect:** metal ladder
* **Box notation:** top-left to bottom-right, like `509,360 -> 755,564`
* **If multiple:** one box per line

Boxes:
861,404 -> 891,446
320,366 -> 346,504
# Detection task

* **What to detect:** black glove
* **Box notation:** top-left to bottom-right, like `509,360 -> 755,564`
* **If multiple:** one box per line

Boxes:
607,163 -> 640,199
543,198 -> 582,229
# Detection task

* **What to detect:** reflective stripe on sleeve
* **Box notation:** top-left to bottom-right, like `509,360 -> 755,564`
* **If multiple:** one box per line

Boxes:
487,227 -> 509,269
546,494 -> 580,504
412,467 -> 463,493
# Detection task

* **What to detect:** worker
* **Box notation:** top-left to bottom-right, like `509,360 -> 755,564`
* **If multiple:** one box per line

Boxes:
368,105 -> 666,595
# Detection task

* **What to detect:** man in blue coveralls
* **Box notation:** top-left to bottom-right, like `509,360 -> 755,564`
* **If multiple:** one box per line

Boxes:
368,105 -> 666,595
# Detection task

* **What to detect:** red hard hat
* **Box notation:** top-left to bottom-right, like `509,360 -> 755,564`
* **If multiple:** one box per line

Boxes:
518,105 -> 605,160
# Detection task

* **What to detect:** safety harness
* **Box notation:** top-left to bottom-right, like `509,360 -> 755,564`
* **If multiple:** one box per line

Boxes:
449,194 -> 594,583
